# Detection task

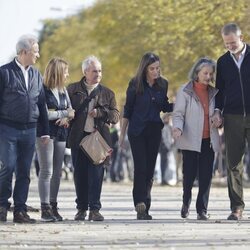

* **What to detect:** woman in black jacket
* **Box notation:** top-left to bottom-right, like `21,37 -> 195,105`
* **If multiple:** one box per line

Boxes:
119,52 -> 173,220
36,57 -> 75,222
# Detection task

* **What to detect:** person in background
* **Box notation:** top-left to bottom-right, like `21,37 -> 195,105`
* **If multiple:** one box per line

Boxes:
212,23 -> 250,220
0,34 -> 49,223
119,52 -> 173,220
159,113 -> 174,185
67,56 -> 119,221
108,124 -> 120,182
36,57 -> 75,222
172,57 -> 220,220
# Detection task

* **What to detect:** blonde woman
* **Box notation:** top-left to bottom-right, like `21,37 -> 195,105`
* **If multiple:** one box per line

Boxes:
36,58 -> 74,222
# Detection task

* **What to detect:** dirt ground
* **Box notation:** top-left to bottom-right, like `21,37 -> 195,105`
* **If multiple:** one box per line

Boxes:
1,176 -> 250,250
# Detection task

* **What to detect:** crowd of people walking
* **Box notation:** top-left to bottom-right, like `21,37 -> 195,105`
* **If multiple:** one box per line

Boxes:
1,22 -> 250,224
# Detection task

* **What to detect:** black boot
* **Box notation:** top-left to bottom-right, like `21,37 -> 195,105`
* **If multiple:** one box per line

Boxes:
41,203 -> 56,222
50,202 -> 63,221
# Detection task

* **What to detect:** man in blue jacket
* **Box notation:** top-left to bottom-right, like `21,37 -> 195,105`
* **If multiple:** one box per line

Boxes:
212,23 -> 250,220
0,34 -> 49,223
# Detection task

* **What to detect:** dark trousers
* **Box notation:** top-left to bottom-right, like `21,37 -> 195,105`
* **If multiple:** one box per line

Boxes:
224,114 -> 250,211
128,122 -> 162,211
71,136 -> 104,211
182,138 -> 214,214
0,124 -> 36,212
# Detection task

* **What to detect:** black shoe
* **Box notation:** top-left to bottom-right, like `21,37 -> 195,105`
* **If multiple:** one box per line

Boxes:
135,202 -> 152,220
13,211 -> 36,224
41,205 -> 56,222
0,206 -> 7,222
9,205 -> 39,212
227,209 -> 242,220
51,202 -> 63,221
88,210 -> 104,221
74,209 -> 87,221
135,202 -> 146,213
27,205 -> 39,212
197,212 -> 209,220
181,204 -> 189,218
137,212 -> 152,220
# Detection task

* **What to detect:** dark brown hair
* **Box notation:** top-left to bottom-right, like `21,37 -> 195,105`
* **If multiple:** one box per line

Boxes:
134,52 -> 160,94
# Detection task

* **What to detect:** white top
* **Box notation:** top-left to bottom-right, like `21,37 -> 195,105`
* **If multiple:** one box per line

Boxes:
230,43 -> 246,69
15,58 -> 30,89
51,88 -> 60,104
84,82 -> 99,133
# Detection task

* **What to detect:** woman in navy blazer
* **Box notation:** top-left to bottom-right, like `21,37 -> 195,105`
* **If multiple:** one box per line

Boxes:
119,52 -> 173,220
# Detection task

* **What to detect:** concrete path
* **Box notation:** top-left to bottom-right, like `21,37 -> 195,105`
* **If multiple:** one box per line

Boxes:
1,177 -> 250,250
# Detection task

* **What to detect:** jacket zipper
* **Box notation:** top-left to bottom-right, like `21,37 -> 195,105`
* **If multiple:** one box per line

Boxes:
19,71 -> 30,122
238,68 -> 246,117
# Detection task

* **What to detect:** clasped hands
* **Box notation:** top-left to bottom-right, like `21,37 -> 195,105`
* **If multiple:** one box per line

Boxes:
55,108 -> 75,128
172,110 -> 223,140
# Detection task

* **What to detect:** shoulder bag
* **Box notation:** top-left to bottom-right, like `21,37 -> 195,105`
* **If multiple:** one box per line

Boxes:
79,129 -> 113,165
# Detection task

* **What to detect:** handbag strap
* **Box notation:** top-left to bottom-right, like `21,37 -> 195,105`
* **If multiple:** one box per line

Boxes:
63,87 -> 72,109
75,85 -> 100,117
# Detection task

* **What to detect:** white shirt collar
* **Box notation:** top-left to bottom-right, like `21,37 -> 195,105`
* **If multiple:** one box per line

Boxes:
15,58 -> 31,72
229,43 -> 246,69
15,58 -> 30,89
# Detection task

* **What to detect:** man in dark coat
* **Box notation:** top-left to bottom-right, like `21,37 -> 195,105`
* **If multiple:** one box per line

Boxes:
67,56 -> 119,221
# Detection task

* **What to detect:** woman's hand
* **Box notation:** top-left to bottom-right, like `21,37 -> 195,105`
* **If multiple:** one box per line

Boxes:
55,117 -> 70,128
211,110 -> 223,128
172,127 -> 182,139
67,108 -> 75,119
119,133 -> 125,149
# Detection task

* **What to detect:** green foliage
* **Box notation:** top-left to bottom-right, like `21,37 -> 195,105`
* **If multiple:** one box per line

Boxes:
37,0 -> 249,105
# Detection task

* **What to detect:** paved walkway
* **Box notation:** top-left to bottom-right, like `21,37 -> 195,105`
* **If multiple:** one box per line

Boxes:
1,177 -> 250,249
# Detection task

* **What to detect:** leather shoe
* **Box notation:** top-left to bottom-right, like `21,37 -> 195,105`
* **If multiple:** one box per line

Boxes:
137,212 -> 152,220
181,204 -> 189,218
74,209 -> 87,221
135,202 -> 146,214
227,209 -> 242,220
197,212 -> 209,220
88,210 -> 104,221
135,202 -> 152,220
13,211 -> 36,224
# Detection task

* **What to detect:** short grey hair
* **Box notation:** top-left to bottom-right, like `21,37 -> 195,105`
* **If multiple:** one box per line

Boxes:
16,34 -> 38,55
81,55 -> 101,73
188,57 -> 216,83
221,23 -> 242,36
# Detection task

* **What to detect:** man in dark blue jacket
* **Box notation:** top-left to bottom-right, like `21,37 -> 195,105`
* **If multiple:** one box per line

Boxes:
212,23 -> 250,220
0,34 -> 49,223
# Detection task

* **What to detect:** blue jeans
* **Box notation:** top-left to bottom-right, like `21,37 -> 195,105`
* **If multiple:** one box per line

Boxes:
71,134 -> 104,211
0,123 -> 36,212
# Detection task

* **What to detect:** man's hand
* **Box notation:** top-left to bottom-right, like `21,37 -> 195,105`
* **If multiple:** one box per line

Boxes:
40,136 -> 50,145
211,110 -> 223,128
88,108 -> 97,118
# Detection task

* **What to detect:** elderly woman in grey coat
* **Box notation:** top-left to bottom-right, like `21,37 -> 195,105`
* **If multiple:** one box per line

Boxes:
172,58 -> 220,220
